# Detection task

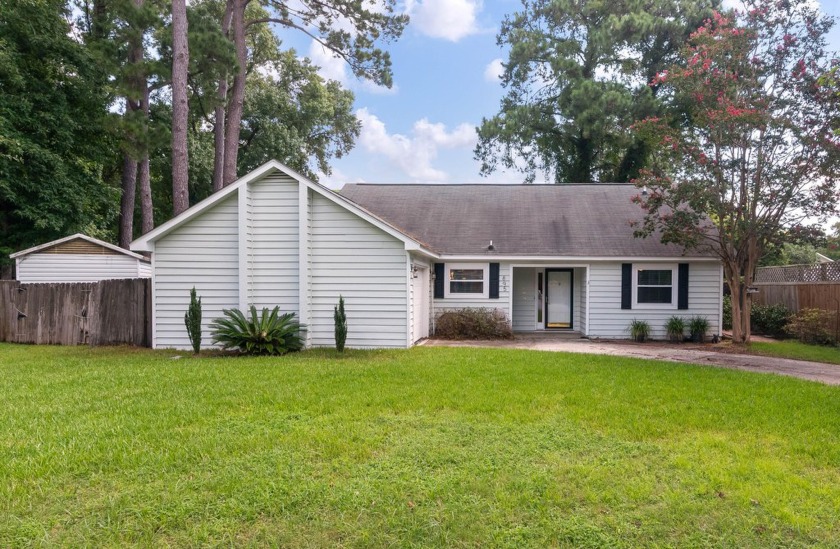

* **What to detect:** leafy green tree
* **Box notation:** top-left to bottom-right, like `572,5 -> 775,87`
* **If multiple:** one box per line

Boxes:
821,222 -> 840,261
78,0 -> 167,245
476,0 -> 719,183
150,7 -> 358,209
0,0 -> 117,276
217,0 -> 408,187
237,52 -> 359,180
633,4 -> 840,343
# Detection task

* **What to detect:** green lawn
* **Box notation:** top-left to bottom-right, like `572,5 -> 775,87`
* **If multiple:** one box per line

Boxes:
1,344 -> 839,547
748,340 -> 840,365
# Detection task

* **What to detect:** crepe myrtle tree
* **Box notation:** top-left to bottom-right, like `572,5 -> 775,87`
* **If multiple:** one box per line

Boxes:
632,3 -> 840,343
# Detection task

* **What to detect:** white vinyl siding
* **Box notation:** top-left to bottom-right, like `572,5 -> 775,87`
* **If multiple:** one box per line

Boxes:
588,261 -> 721,339
578,267 -> 587,334
510,266 -> 585,333
433,262 -> 512,319
573,268 -> 584,331
249,174 -> 299,314
138,261 -> 152,278
409,255 -> 432,344
16,254 -> 150,283
153,195 -> 239,349
309,194 -> 408,348
512,267 -> 536,331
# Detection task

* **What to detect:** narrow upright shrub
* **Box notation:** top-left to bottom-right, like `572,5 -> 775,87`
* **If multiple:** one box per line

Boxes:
689,316 -> 709,343
334,295 -> 347,352
665,316 -> 686,343
184,287 -> 202,354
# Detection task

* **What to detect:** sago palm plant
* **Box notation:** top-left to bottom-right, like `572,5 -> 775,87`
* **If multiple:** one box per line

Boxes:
210,306 -> 306,355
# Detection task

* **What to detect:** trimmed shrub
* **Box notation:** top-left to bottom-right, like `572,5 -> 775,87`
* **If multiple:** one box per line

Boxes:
664,316 -> 686,343
751,303 -> 791,338
784,309 -> 836,346
689,316 -> 709,343
434,308 -> 513,340
628,319 -> 651,342
210,306 -> 306,355
334,295 -> 347,352
184,286 -> 202,354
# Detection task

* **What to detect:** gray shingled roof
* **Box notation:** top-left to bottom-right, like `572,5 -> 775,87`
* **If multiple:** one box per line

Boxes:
340,184 -> 703,257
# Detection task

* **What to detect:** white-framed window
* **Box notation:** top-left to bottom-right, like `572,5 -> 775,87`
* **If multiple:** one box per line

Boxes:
633,263 -> 677,308
444,263 -> 489,298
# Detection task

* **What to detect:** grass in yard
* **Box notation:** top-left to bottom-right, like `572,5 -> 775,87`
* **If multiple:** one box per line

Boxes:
1,343 -> 840,547
748,340 -> 840,365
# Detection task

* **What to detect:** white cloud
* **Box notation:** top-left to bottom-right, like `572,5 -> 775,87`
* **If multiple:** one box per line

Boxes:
356,108 -> 477,182
317,167 -> 364,189
308,41 -> 348,83
406,0 -> 482,42
484,58 -> 504,82
306,40 -> 398,95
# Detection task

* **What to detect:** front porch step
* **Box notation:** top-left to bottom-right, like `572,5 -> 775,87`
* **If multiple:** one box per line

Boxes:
512,331 -> 584,341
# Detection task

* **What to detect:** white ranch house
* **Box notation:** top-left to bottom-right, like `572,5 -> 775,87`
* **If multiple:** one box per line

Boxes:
12,233 -> 151,283
131,161 -> 723,349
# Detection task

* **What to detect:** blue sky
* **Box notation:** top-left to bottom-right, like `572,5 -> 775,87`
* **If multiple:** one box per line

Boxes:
281,0 -> 840,188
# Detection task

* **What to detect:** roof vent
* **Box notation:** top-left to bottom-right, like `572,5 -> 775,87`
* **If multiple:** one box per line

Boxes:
488,240 -> 495,251
641,186 -> 648,197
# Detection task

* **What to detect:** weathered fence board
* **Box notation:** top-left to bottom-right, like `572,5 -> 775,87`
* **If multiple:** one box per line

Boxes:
753,282 -> 840,336
752,285 -> 799,310
0,279 -> 150,346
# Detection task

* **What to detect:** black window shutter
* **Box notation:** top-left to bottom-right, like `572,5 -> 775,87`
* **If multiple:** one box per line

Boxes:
621,263 -> 632,310
678,263 -> 689,310
489,263 -> 500,299
434,263 -> 445,299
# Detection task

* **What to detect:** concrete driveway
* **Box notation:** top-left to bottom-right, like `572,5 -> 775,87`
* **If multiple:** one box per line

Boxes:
422,334 -> 840,386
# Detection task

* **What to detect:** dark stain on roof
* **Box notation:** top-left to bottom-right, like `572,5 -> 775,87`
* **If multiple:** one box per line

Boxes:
340,183 -> 702,257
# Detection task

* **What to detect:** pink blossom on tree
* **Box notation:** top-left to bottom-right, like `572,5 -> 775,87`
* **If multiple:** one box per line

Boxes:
632,0 -> 840,343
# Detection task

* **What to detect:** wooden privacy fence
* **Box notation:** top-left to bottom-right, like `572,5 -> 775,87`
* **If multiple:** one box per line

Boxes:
0,279 -> 151,346
752,282 -> 840,335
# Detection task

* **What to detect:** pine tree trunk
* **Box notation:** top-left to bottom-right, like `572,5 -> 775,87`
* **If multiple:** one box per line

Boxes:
118,7 -> 144,249
138,84 -> 153,234
212,0 -> 234,193
119,154 -> 138,249
171,0 -> 190,215
138,154 -> 152,234
222,0 -> 249,187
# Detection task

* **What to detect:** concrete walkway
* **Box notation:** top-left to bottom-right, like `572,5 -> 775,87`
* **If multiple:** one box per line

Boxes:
423,335 -> 840,385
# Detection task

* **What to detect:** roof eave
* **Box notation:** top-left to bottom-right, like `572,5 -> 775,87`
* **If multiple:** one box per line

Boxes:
11,233 -> 150,261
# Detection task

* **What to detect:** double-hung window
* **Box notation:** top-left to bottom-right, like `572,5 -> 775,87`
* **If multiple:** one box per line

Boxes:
445,263 -> 488,298
633,264 -> 677,308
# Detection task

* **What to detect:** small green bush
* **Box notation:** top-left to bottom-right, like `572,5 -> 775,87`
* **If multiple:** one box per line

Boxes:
751,303 -> 791,338
434,308 -> 513,340
784,309 -> 837,346
184,286 -> 202,354
628,319 -> 651,342
722,294 -> 732,330
210,306 -> 306,355
334,295 -> 347,352
689,316 -> 709,343
664,316 -> 686,342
